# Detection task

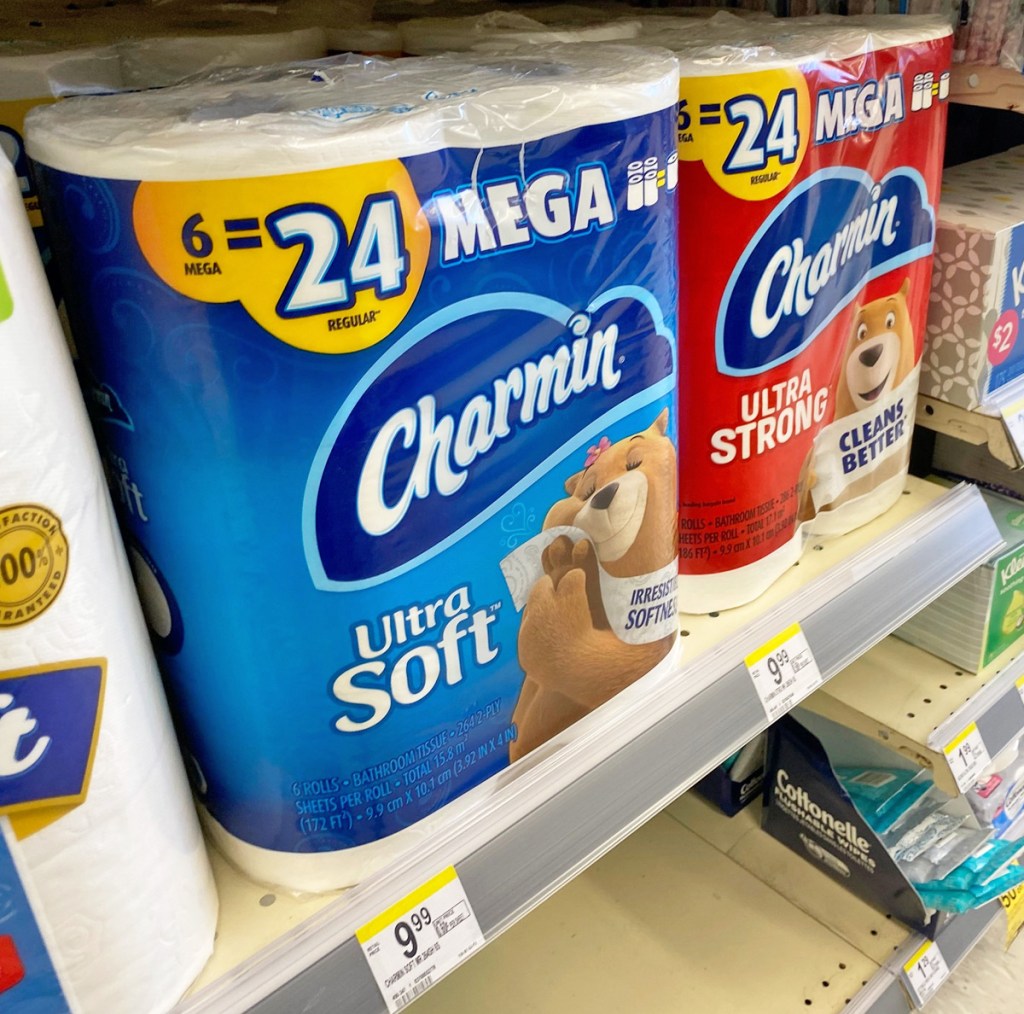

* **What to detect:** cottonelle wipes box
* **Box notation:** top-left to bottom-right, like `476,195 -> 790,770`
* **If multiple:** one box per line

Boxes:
896,488 -> 1023,673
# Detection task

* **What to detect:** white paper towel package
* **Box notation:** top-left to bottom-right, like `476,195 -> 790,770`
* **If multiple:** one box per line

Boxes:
0,159 -> 216,1011
27,48 -> 681,890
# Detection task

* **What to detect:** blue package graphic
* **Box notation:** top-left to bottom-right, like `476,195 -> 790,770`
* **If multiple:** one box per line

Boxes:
34,85 -> 680,884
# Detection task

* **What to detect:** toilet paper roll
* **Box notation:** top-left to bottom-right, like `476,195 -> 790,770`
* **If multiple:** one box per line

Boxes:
658,15 -> 952,612
398,11 -> 641,55
26,46 -> 680,890
0,158 -> 216,1012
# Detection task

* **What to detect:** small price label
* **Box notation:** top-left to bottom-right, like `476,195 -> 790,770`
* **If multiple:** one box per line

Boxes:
1001,397 -> 1024,462
943,723 -> 991,793
745,623 -> 823,722
903,940 -> 950,1008
1000,878 -> 1024,948
1016,674 -> 1024,709
356,867 -> 484,1013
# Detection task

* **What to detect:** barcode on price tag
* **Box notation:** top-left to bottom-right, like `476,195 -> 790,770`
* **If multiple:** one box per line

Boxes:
356,867 -> 484,1013
744,623 -> 823,722
903,940 -> 950,1008
943,723 -> 991,794
1001,398 -> 1024,462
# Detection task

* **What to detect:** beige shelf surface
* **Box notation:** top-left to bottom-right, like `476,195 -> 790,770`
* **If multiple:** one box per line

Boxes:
410,812 -> 880,1014
805,637 -> 1024,797
189,851 -> 341,994
667,795 -> 911,967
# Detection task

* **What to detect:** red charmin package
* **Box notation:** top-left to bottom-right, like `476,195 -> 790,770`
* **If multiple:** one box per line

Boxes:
674,17 -> 952,612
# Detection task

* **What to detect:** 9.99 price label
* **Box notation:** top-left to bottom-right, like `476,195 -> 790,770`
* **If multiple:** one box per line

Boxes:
356,866 -> 484,1012
745,622 -> 823,722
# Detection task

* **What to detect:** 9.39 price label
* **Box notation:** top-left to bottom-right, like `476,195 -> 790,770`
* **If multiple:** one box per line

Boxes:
356,866 -> 484,1013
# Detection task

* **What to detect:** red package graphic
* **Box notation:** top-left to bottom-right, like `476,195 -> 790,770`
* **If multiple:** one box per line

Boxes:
674,17 -> 952,611
0,935 -> 25,993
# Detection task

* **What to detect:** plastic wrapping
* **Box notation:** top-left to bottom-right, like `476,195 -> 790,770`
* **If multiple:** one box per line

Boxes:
116,20 -> 328,88
654,15 -> 952,612
398,11 -> 642,55
28,47 -> 681,891
326,22 -> 403,55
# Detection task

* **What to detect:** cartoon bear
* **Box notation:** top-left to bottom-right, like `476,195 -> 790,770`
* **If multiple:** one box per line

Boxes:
798,279 -> 916,521
508,408 -> 677,762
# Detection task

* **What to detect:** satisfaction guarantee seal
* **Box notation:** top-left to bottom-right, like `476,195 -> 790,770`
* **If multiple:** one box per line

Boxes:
0,504 -> 68,627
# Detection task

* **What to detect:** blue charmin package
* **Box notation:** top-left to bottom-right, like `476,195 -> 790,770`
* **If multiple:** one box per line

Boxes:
27,50 -> 681,889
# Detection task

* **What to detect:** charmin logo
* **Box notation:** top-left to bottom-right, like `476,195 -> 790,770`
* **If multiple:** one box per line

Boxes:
304,289 -> 675,590
356,323 -> 623,538
717,167 -> 935,377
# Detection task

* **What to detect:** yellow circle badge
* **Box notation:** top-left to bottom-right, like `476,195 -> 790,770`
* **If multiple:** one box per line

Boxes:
0,504 -> 68,627
678,67 -> 811,202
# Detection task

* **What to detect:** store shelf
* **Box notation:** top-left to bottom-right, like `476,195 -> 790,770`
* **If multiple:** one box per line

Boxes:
406,794 -> 999,1014
669,795 -> 1001,1014
412,810 -> 884,1014
176,479 -> 1000,1014
949,64 -> 1024,113
916,376 -> 1024,470
805,637 -> 1024,797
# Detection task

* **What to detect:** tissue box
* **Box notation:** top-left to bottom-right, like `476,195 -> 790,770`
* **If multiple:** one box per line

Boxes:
924,146 -> 1024,410
763,710 -> 958,938
896,487 -> 1024,672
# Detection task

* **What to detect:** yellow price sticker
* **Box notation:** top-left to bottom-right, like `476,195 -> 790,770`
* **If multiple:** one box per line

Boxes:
357,866 -> 484,1014
744,622 -> 822,721
1000,877 -> 1024,948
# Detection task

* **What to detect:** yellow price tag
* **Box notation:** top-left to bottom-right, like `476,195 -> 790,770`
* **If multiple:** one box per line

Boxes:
1000,878 -> 1024,949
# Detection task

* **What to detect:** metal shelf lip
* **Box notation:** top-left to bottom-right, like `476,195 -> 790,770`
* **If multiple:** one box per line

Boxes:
177,482 -> 1001,1014
927,647 -> 1024,761
857,904 -> 1001,1014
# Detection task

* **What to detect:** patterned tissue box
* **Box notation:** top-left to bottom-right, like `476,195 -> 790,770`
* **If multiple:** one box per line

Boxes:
925,145 -> 1024,410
